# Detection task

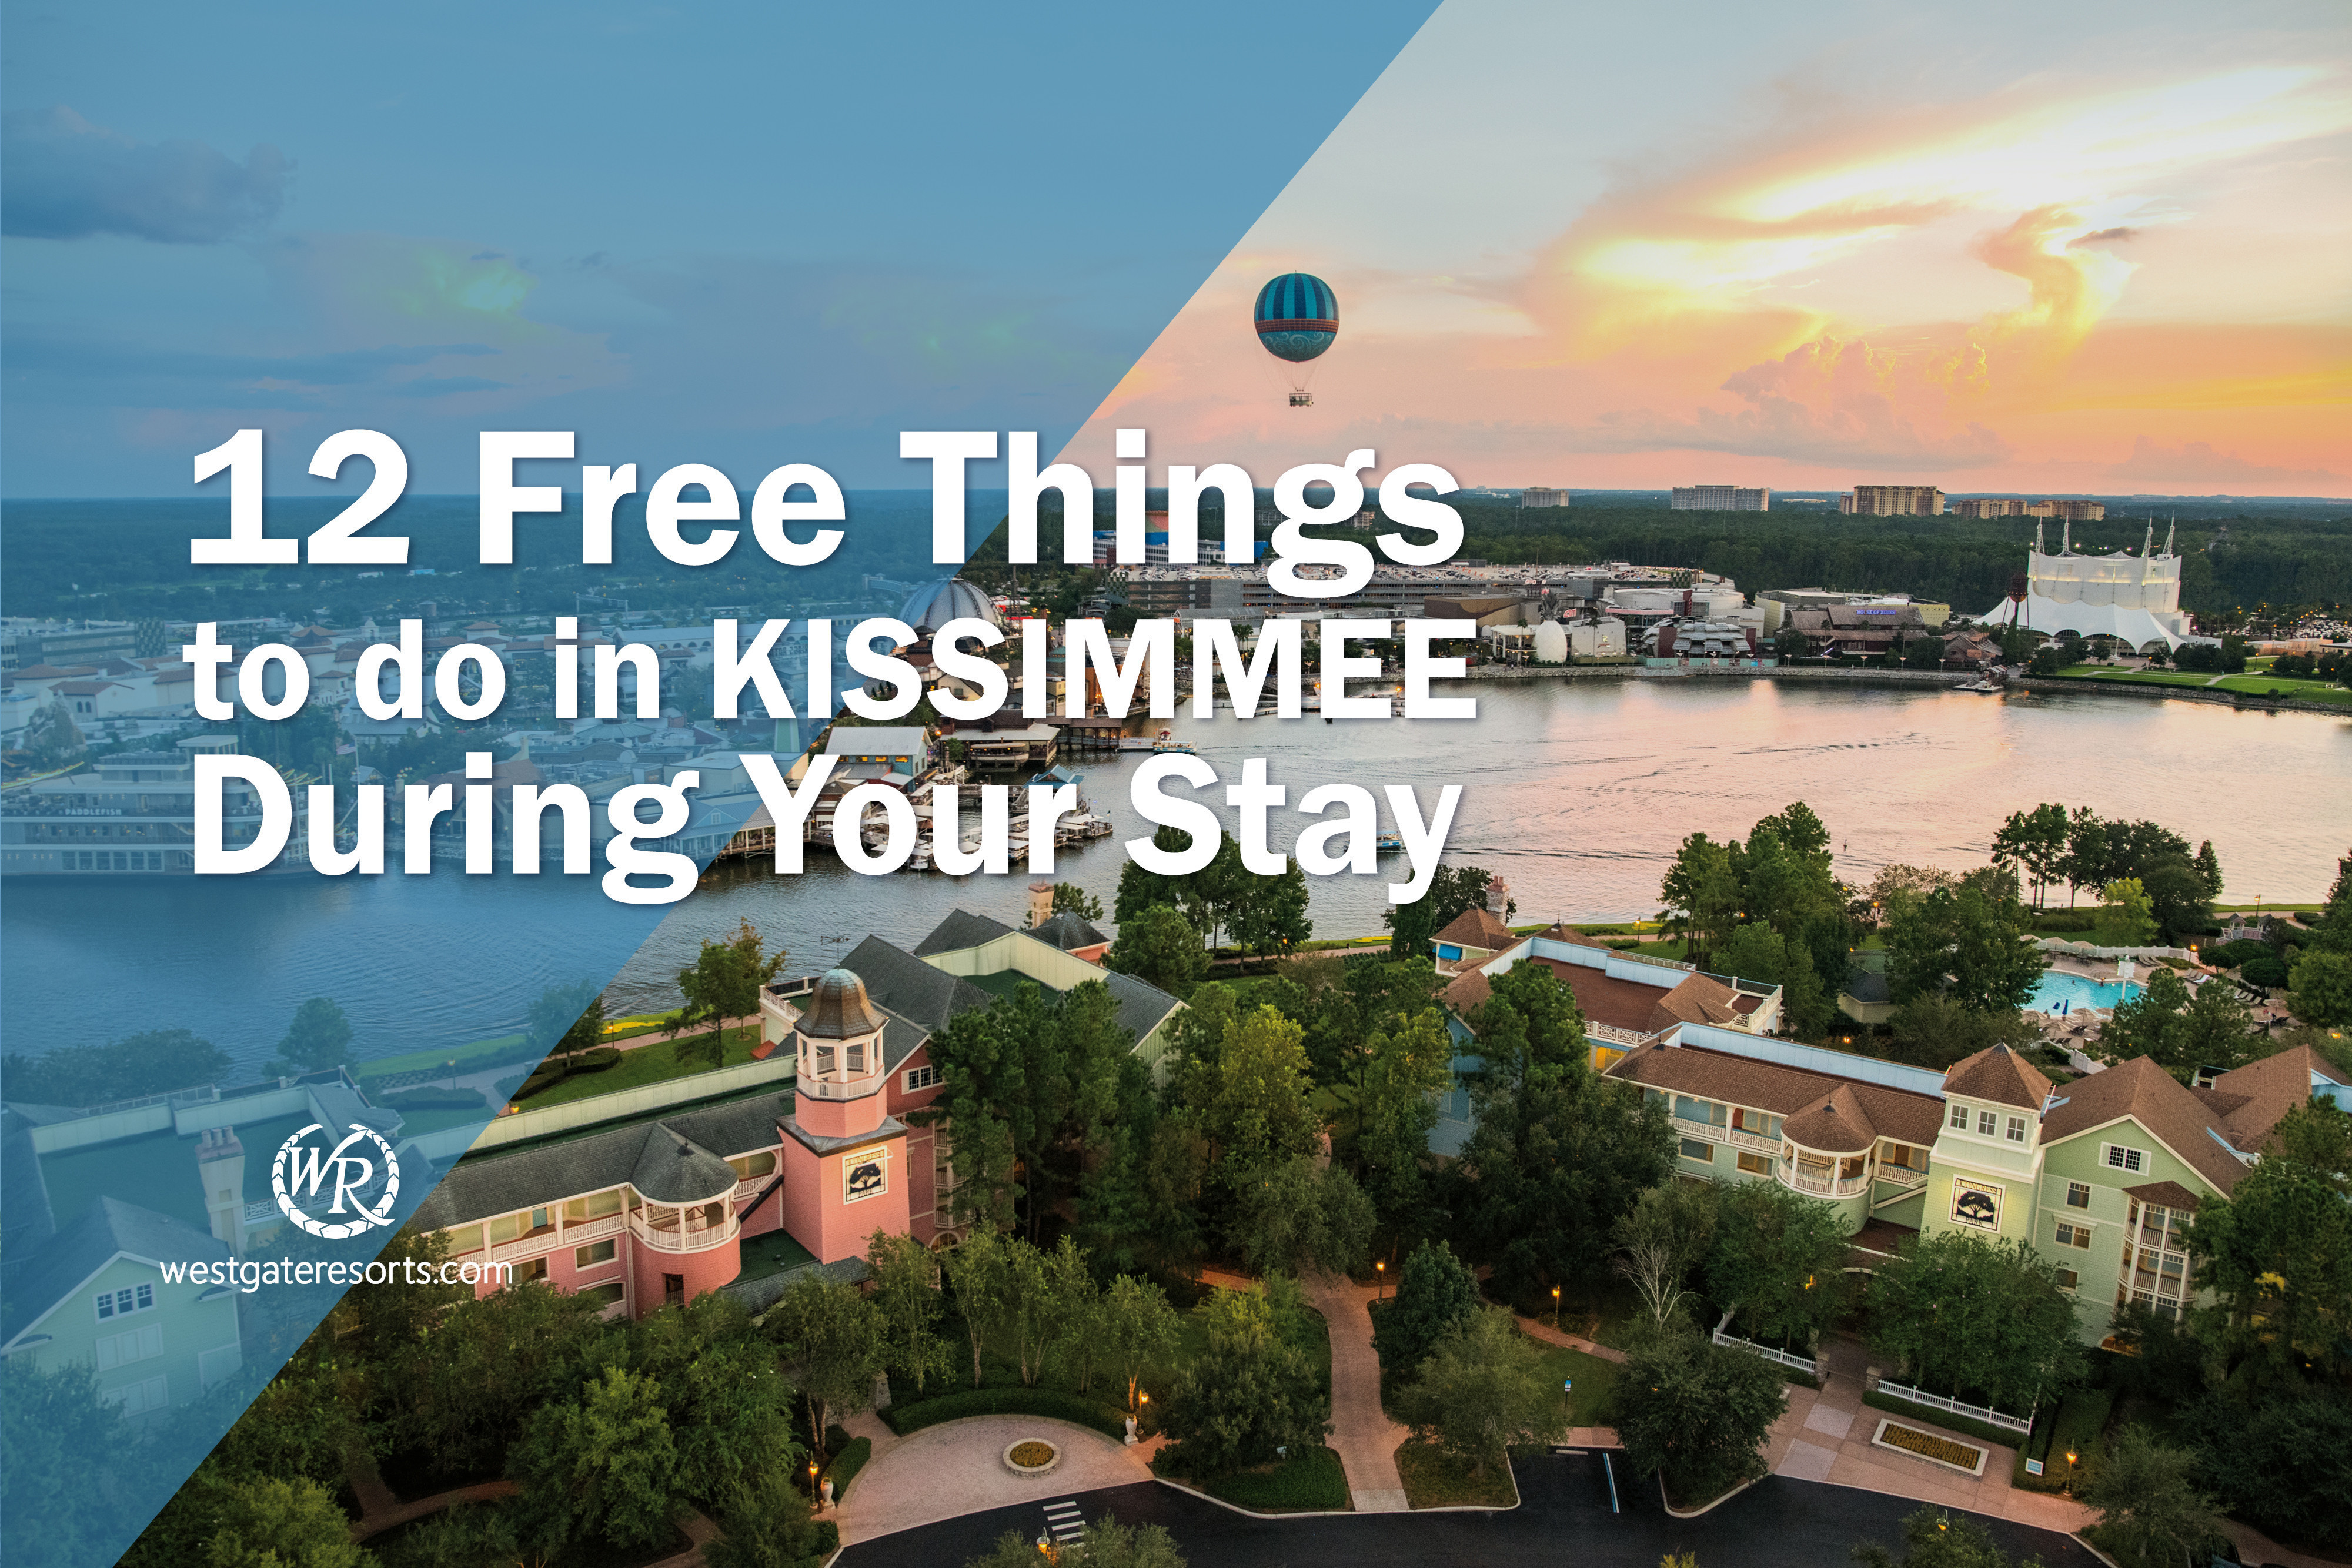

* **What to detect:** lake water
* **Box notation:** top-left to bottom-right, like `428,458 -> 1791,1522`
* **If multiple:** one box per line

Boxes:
5,678 -> 2345,1069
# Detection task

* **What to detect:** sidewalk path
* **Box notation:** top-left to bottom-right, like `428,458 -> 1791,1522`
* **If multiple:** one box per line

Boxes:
1308,1273 -> 1411,1512
1512,1313 -> 1630,1365
831,1413 -> 1154,1546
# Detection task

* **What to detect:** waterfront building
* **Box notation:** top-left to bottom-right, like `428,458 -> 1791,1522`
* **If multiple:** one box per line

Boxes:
1840,486 -> 1945,516
0,740 -> 308,878
408,908 -> 1182,1318
1973,521 -> 2190,651
1671,486 -> 1770,512
1435,925 -> 2348,1343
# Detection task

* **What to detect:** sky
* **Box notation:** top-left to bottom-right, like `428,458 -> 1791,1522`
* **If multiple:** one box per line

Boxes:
1063,0 -> 2352,498
0,1 -> 1438,498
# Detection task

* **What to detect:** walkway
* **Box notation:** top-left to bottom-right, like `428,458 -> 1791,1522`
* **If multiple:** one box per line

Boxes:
1762,1336 -> 2093,1534
831,1413 -> 1154,1546
1305,1273 -> 1411,1512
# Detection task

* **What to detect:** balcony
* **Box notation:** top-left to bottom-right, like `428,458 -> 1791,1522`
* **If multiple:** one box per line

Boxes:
1728,1125 -> 1780,1155
1875,1165 -> 1930,1191
1776,1159 -> 1869,1199
630,1207 -> 740,1253
1671,1115 -> 1726,1144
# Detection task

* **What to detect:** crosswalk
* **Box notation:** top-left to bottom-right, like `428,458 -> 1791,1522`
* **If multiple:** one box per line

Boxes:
1043,1499 -> 1085,1546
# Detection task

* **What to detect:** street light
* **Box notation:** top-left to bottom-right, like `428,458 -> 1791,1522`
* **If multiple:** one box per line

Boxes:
810,1460 -> 821,1506
1375,1260 -> 1385,1300
1552,1286 -> 1562,1331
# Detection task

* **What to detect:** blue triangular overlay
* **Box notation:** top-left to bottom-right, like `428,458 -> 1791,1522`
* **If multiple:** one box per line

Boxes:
0,6 -> 1441,1563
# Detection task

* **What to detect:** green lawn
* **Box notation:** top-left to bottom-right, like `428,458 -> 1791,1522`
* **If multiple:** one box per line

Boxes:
505,1026 -> 768,1111
356,1031 -> 534,1085
1200,1445 -> 1351,1512
2050,664 -> 2352,705
1530,1343 -> 1623,1429
1395,1440 -> 1516,1508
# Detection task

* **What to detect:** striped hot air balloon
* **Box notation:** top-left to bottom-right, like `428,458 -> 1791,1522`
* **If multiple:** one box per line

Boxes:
1255,273 -> 1338,406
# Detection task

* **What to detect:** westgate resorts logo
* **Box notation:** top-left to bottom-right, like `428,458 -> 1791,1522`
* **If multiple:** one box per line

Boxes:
272,1121 -> 402,1238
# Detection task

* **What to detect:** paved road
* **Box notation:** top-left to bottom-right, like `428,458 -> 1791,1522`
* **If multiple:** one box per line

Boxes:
837,1458 -> 2102,1568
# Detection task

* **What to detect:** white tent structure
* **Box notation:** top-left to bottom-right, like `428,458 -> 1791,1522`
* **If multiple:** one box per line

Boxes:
1975,522 -> 2194,651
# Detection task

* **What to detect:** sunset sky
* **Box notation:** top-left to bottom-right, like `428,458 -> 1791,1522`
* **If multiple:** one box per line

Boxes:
1065,0 -> 2351,497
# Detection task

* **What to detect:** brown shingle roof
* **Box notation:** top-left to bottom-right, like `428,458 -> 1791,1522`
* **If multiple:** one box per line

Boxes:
1606,1041 -> 1943,1148
2123,1179 -> 2204,1212
1535,923 -> 1615,952
1648,972 -> 1748,1031
1784,1084 -> 1878,1154
1525,956 -> 1675,1034
2039,1056 -> 2248,1196
2201,1045 -> 2347,1154
1439,968 -> 1492,1015
1942,1044 -> 2052,1111
1435,907 -> 1514,953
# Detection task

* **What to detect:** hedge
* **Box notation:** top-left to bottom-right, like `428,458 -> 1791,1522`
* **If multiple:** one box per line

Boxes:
824,1437 -> 871,1503
1202,1446 -> 1350,1512
378,1086 -> 486,1112
881,1387 -> 1130,1443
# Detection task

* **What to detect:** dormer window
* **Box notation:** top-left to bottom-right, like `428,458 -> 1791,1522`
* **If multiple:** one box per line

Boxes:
2005,1115 -> 2028,1144
1947,1102 -> 1969,1131
1975,1109 -> 1997,1137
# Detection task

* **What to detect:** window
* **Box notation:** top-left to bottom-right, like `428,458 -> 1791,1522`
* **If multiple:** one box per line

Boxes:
904,1065 -> 942,1093
95,1285 -> 154,1322
1976,1109 -> 1998,1136
2054,1222 -> 2092,1249
575,1239 -> 617,1270
728,1151 -> 777,1181
106,1375 -> 169,1417
2005,1116 -> 2028,1144
579,1281 -> 625,1309
1678,1138 -> 1715,1163
1947,1102 -> 1970,1131
664,1273 -> 686,1309
1736,1151 -> 1771,1176
2054,1268 -> 2079,1291
446,1224 -> 483,1256
2102,1144 -> 2147,1174
1732,1108 -> 1781,1140
562,1191 -> 623,1223
1881,1142 -> 1925,1171
1673,1096 -> 1726,1128
2065,1182 -> 2092,1209
514,1258 -> 549,1285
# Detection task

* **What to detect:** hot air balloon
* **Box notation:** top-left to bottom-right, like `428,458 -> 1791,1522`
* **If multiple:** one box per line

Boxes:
1255,273 -> 1338,407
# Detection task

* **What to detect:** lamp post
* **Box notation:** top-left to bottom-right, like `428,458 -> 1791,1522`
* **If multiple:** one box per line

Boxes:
1375,1259 -> 1385,1301
1552,1286 -> 1562,1332
2063,1448 -> 2077,1497
810,1460 -> 821,1507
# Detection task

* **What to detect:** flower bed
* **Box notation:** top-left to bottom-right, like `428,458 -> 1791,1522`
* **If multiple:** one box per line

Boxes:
1870,1419 -> 1987,1476
1004,1439 -> 1060,1476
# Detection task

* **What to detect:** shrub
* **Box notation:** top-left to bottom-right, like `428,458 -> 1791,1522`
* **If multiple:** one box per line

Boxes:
880,1387 -> 1128,1443
822,1437 -> 870,1502
1199,1445 -> 1349,1512
2239,954 -> 2290,989
2204,939 -> 2270,970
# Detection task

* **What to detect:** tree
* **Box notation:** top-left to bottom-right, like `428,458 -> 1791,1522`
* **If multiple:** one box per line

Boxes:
269,997 -> 353,1076
2187,1383 -> 2352,1546
1050,882 -> 1105,922
1395,1307 -> 1566,1475
2287,947 -> 2352,1027
865,1230 -> 952,1399
703,1470 -> 838,1568
1991,804 -> 2070,910
1450,966 -> 1673,1302
1713,922 -> 1831,1038
2,1027 -> 231,1108
1186,1004 -> 1322,1185
1863,1232 -> 2083,1413
2080,1426 -> 2222,1568
676,917 -> 784,1070
1102,1273 -> 1182,1412
1353,1008 -> 1452,1243
2139,854 -> 2214,942
766,1274 -> 884,1461
1611,1334 -> 1788,1503
966,1518 -> 1185,1568
393,1268 -> 611,1477
2191,840 -> 2223,902
630,1296 -> 801,1510
509,1366 -> 684,1560
1038,1235 -> 1104,1393
1705,1180 -> 1849,1349
1613,1181 -> 1719,1340
1372,1241 -> 1480,1372
1658,833 -> 1739,968
2186,1136 -> 2352,1378
1852,1506 -> 2046,1568
1883,994 -> 2041,1073
1231,1156 -> 1374,1279
1228,855 -> 1312,961
1156,1286 -> 1329,1479
2,1360 -> 139,1568
2093,878 -> 2157,948
526,979 -> 608,1069
199,1475 -> 369,1568
1104,904 -> 1208,993
1885,872 -> 2043,1014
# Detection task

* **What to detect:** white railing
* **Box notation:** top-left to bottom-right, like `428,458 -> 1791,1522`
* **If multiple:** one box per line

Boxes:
1873,1380 -> 2032,1436
564,1212 -> 626,1244
1875,1165 -> 1930,1191
1713,1328 -> 1817,1378
1672,1115 -> 1726,1143
487,1230 -> 559,1264
1778,1162 -> 1869,1198
630,1211 -> 740,1253
1586,1022 -> 1661,1048
1728,1126 -> 1780,1154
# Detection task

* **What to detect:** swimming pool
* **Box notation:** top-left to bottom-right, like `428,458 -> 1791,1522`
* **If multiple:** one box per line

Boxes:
2028,971 -> 2141,1015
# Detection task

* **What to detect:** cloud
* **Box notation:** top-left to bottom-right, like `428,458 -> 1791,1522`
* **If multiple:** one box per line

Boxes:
1,106 -> 290,243
2107,436 -> 2345,490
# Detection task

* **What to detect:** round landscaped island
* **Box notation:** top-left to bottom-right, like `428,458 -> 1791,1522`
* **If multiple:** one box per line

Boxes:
1003,1439 -> 1060,1476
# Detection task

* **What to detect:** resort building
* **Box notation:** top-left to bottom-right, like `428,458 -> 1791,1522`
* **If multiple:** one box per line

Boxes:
1840,486 -> 1945,516
1436,925 -> 2346,1342
407,908 -> 1181,1319
1671,486 -> 1770,512
1519,487 -> 1572,509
